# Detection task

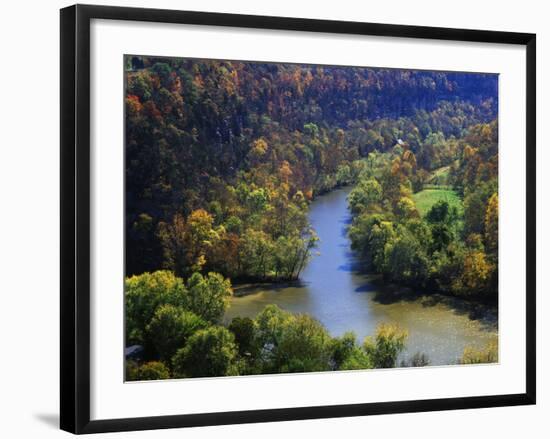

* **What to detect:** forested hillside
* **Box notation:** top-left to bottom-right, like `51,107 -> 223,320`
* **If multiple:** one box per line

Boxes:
125,56 -> 498,281
124,56 -> 498,379
348,120 -> 498,299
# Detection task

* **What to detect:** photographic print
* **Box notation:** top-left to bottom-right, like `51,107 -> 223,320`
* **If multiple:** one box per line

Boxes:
124,56 -> 499,381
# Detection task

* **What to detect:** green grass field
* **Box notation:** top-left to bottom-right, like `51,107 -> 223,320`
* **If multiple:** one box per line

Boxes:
413,188 -> 463,217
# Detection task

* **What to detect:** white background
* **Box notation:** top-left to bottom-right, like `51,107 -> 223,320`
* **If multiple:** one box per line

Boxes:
0,0 -> 547,438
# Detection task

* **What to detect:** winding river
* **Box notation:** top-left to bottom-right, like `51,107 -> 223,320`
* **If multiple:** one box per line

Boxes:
225,187 -> 497,366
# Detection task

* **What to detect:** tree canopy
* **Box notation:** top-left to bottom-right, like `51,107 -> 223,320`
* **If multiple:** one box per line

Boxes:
124,56 -> 499,380
125,57 -> 497,282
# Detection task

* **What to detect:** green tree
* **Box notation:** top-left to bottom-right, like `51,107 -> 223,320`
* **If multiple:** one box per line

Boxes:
238,229 -> 274,279
330,332 -> 373,371
426,200 -> 451,224
348,178 -> 383,213
273,231 -> 318,280
254,305 -> 332,373
429,243 -> 466,295
463,180 -> 497,236
384,228 -> 429,287
145,305 -> 207,362
430,223 -> 453,254
125,270 -> 187,345
228,317 -> 258,358
254,304 -> 292,356
184,272 -> 233,323
126,361 -> 171,381
276,314 -> 332,373
349,214 -> 395,271
335,163 -> 352,185
172,327 -> 240,378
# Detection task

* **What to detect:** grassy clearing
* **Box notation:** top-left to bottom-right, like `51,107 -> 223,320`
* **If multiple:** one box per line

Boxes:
413,188 -> 463,217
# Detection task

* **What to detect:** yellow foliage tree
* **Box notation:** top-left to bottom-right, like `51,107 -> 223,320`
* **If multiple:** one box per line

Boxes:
461,251 -> 490,294
485,192 -> 498,254
249,138 -> 268,164
461,338 -> 498,364
158,210 -> 224,276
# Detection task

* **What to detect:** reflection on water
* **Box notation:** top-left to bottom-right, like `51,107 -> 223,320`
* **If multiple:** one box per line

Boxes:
224,187 -> 497,366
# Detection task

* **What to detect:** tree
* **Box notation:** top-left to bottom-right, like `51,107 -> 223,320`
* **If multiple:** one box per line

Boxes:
348,213 -> 395,271
363,323 -> 408,368
128,212 -> 158,275
228,317 -> 258,358
335,163 -> 352,186
254,305 -> 332,373
403,219 -> 432,250
384,229 -> 429,287
254,304 -> 292,352
276,314 -> 332,373
184,272 -> 233,323
158,210 -> 224,277
426,200 -> 451,224
485,192 -> 498,255
339,349 -> 374,371
463,180 -> 497,236
430,223 -> 453,254
395,196 -> 418,219
125,270 -> 187,345
430,243 -> 466,294
249,138 -> 269,165
172,327 -> 240,378
461,250 -> 491,295
348,178 -> 383,213
126,361 -> 171,381
145,305 -> 207,362
185,209 -> 224,272
157,213 -> 188,277
206,232 -> 241,278
402,149 -> 417,170
379,167 -> 405,206
273,231 -> 318,280
330,332 -> 373,371
238,229 -> 274,279
461,339 -> 498,364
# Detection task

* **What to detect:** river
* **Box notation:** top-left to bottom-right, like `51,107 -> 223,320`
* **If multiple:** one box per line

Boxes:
224,187 -> 497,366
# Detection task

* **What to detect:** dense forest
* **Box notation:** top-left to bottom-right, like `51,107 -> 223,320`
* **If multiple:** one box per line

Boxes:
125,56 -> 498,380
348,119 -> 498,299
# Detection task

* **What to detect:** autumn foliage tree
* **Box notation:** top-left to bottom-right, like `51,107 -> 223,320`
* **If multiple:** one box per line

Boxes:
125,57 -> 497,277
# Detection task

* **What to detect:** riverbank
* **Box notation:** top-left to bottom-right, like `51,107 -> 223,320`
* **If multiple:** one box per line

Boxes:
232,280 -> 306,297
365,278 -> 498,331
224,187 -> 497,366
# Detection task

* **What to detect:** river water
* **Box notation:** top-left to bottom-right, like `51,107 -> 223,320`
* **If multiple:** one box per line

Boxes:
225,187 -> 497,366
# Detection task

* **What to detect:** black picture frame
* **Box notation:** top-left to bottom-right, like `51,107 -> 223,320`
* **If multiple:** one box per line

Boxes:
60,4 -> 536,434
